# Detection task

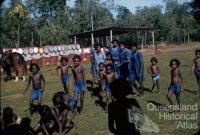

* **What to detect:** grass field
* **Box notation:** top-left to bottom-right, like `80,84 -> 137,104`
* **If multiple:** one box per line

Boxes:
1,45 -> 200,135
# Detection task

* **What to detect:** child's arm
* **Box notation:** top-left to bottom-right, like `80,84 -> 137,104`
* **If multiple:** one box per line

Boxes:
56,65 -> 61,76
71,66 -> 77,79
41,122 -> 50,135
51,109 -> 62,135
157,65 -> 160,74
147,66 -> 151,74
139,58 -> 144,77
41,74 -> 45,92
82,65 -> 86,88
23,75 -> 32,95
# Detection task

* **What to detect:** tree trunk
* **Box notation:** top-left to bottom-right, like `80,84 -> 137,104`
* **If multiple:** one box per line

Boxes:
31,32 -> 34,46
187,32 -> 190,45
17,21 -> 20,48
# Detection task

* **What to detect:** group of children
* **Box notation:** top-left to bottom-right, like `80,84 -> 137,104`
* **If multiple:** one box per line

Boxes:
11,41 -> 199,133
90,39 -> 200,112
21,54 -> 86,134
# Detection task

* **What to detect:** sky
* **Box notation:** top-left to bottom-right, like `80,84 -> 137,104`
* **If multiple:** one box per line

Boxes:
67,0 -> 192,13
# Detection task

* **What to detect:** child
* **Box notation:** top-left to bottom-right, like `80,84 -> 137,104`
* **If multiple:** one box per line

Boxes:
98,62 -> 106,97
104,64 -> 116,112
118,42 -> 130,80
34,105 -> 62,135
94,43 -> 106,80
104,52 -> 113,66
19,117 -> 36,135
109,39 -> 120,77
167,59 -> 183,111
90,47 -> 96,87
192,49 -> 200,96
129,43 -> 145,96
24,63 -> 45,115
56,57 -> 71,94
1,107 -> 20,130
148,57 -> 160,93
71,55 -> 86,113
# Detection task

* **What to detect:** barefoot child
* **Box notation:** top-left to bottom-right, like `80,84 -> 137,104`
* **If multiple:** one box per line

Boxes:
104,64 -> 116,112
34,105 -> 62,135
24,63 -> 45,115
148,57 -> 160,93
167,59 -> 183,110
56,57 -> 71,94
98,62 -> 106,97
71,55 -> 86,113
52,92 -> 77,131
192,49 -> 200,97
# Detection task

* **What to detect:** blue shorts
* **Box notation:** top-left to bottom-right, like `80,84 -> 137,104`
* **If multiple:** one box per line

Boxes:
168,84 -> 181,94
31,89 -> 43,100
102,80 -> 111,92
195,68 -> 200,77
68,97 -> 77,109
61,75 -> 69,84
152,74 -> 160,81
74,80 -> 85,94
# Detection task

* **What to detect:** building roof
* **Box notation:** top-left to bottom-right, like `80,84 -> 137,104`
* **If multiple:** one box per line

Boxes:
69,27 -> 155,38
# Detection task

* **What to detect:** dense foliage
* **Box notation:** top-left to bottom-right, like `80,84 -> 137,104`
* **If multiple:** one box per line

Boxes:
0,0 -> 199,47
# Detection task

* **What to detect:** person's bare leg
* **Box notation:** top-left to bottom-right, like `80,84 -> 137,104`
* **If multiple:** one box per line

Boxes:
105,92 -> 109,112
80,92 -> 84,112
152,80 -> 156,92
130,80 -> 138,94
64,83 -> 69,94
197,77 -> 200,97
156,80 -> 160,93
175,92 -> 181,111
166,91 -> 175,112
30,98 -> 34,115
139,80 -> 144,95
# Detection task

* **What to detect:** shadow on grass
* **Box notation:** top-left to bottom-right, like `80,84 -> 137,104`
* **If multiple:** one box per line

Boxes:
184,89 -> 198,95
86,80 -> 106,111
143,87 -> 153,93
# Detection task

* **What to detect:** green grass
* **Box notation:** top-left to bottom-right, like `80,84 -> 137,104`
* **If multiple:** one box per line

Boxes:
1,47 -> 200,135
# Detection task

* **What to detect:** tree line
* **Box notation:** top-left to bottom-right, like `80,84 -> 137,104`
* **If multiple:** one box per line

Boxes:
0,0 -> 200,48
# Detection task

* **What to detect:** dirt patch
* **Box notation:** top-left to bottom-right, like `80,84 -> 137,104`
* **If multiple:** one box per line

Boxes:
142,45 -> 199,56
0,93 -> 24,101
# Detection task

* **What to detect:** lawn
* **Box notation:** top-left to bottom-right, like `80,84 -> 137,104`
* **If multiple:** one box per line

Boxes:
1,46 -> 200,135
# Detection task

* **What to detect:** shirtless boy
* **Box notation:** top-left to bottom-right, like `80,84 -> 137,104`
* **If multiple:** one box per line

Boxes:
24,63 -> 45,115
192,49 -> 200,97
56,57 -> 71,94
167,59 -> 183,110
148,57 -> 160,93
